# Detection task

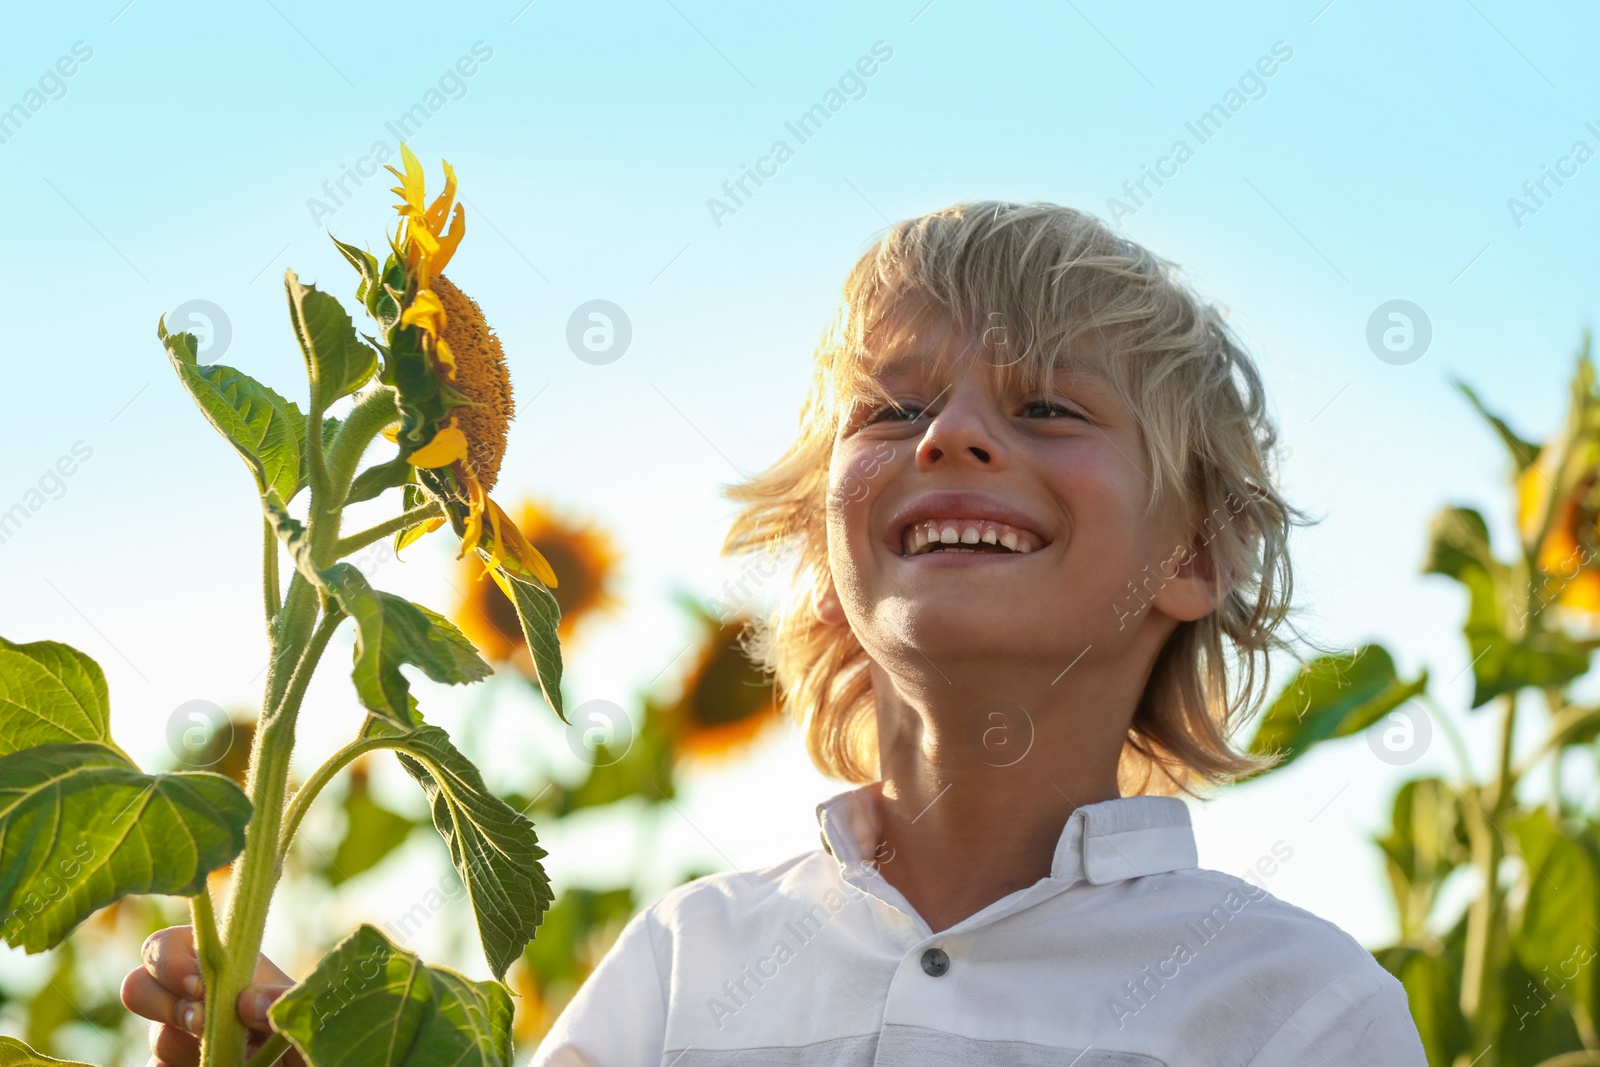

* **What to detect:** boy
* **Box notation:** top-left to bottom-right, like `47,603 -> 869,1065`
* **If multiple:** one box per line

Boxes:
123,201 -> 1427,1066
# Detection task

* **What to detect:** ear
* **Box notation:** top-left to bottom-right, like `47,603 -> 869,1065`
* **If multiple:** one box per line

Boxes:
813,574 -> 846,626
1150,538 -> 1231,623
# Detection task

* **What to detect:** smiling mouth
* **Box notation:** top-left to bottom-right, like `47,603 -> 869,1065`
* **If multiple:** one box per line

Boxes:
899,519 -> 1049,558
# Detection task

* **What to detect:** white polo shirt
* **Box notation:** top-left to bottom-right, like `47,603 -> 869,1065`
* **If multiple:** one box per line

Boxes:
530,783 -> 1426,1066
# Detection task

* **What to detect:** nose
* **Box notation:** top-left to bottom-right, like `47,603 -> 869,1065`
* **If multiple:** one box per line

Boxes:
915,382 -> 1003,469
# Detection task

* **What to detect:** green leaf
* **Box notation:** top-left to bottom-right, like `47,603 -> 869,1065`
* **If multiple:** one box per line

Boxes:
285,271 -> 378,412
1246,645 -> 1429,773
1455,380 -> 1542,473
346,455 -> 416,505
497,569 -> 566,724
268,923 -> 514,1067
160,321 -> 304,504
1509,808 -> 1600,1025
1375,778 -> 1469,941
0,1035 -> 96,1067
1461,565 -> 1592,706
0,743 -> 250,952
0,636 -> 119,758
364,718 -> 552,983
0,635 -> 251,952
323,565 -> 492,728
1421,506 -> 1498,584
330,236 -> 381,310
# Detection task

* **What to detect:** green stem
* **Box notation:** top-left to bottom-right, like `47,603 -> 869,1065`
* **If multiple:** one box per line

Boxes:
242,1032 -> 291,1067
201,606 -> 343,1067
1461,691 -> 1519,1056
325,386 -> 401,503
277,732 -> 410,862
333,500 -> 443,560
190,879 -> 223,1019
262,517 -> 281,633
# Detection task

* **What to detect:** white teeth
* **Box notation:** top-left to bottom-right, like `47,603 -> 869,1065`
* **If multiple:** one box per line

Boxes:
899,518 -> 1045,557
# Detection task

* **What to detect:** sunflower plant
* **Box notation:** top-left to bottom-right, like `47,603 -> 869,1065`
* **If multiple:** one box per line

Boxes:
0,145 -> 567,1067
1238,338 -> 1600,1067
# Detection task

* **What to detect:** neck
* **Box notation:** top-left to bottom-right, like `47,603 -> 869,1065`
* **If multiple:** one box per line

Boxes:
862,656 -> 1139,932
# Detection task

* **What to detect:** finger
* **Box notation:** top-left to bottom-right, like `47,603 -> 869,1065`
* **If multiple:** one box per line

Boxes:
147,1020 -> 199,1067
121,966 -> 191,1030
239,983 -> 293,1033
141,926 -> 203,998
253,952 -> 293,987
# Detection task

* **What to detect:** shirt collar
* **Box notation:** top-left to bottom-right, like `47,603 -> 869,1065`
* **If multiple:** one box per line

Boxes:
815,780 -> 1198,886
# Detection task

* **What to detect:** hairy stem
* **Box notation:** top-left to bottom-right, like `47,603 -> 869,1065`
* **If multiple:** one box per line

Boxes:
325,386 -> 401,503
201,605 -> 343,1067
262,517 -> 281,633
333,499 -> 443,559
190,878 -> 223,1015
277,732 -> 410,862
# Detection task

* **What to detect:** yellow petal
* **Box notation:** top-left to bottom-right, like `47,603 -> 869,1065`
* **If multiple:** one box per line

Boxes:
457,471 -> 488,560
424,160 -> 458,236
380,422 -> 401,443
395,516 -> 446,556
407,424 -> 469,468
432,203 -> 466,276
432,336 -> 456,378
485,496 -> 560,589
390,143 -> 427,211
401,288 -> 447,338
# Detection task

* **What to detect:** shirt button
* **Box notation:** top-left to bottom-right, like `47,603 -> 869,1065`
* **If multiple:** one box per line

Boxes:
920,947 -> 950,977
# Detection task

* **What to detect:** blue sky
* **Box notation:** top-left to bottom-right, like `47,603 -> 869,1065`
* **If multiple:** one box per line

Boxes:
4,0 -> 1600,996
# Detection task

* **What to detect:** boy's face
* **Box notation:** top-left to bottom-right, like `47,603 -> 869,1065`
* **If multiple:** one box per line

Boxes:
820,326 -> 1219,681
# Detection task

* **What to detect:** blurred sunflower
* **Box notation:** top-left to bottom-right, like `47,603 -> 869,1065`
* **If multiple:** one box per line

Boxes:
664,604 -> 783,766
373,144 -> 557,600
1517,427 -> 1600,617
457,500 -> 623,678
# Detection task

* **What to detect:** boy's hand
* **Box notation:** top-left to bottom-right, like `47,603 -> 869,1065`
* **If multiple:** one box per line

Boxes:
119,925 -> 304,1067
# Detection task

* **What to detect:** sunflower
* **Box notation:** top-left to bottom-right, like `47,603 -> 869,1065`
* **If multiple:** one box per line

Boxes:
665,607 -> 783,766
370,144 -> 558,600
457,500 -> 623,676
1518,453 -> 1600,615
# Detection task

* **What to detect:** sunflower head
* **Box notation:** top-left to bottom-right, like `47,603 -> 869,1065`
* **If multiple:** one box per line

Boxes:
346,143 -> 556,592
665,601 -> 781,766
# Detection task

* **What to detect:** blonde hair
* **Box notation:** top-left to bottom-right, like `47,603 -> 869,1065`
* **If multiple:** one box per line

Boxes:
719,200 -> 1320,797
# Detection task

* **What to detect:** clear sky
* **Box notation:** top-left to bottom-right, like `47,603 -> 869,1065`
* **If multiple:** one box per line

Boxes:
4,0 -> 1600,995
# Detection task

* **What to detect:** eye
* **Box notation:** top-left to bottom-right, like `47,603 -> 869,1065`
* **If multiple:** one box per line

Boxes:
1024,399 -> 1087,419
861,400 -> 924,424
